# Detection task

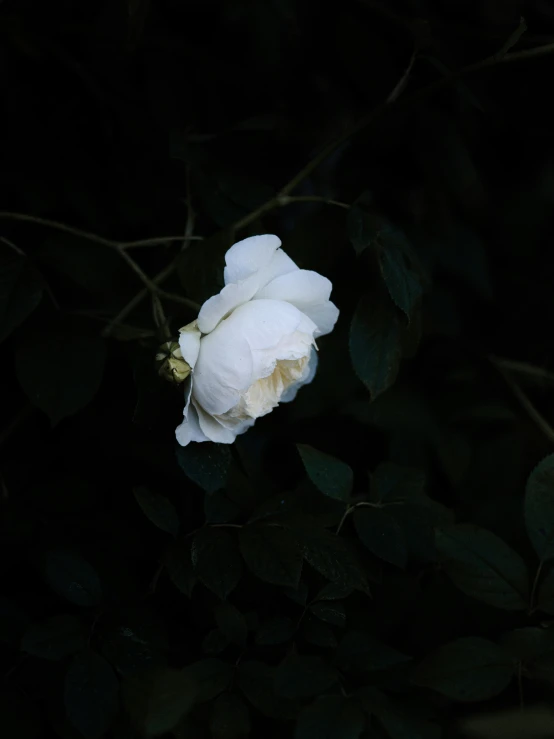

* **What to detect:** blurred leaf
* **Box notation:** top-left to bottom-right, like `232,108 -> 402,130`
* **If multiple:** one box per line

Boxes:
302,617 -> 338,648
390,503 -> 436,563
500,627 -> 554,662
238,660 -> 298,719
378,709 -> 442,739
370,463 -> 426,504
295,695 -> 365,739
239,524 -> 303,588
100,613 -> 168,677
299,525 -> 369,593
0,244 -> 43,343
123,667 -> 196,737
412,638 -> 514,702
205,489 -> 241,524
41,550 -> 103,607
210,693 -> 250,739
214,602 -> 247,647
297,444 -> 353,502
176,443 -> 232,494
537,566 -> 554,614
435,524 -> 529,610
15,325 -> 107,425
354,506 -> 407,568
283,582 -> 309,606
133,487 -> 179,537
525,454 -> 554,561
164,537 -> 196,598
349,295 -> 402,400
21,614 -> 85,660
309,601 -> 346,627
186,659 -> 233,702
337,630 -> 410,672
255,616 -> 296,646
315,582 -> 354,601
274,655 -> 339,699
202,628 -> 230,655
191,528 -> 242,600
64,650 -> 119,739
462,707 -> 554,739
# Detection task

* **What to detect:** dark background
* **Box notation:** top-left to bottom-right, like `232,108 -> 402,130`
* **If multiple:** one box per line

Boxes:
3,1 -> 554,737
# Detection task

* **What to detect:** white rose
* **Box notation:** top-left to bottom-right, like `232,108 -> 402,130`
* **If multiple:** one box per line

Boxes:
175,234 -> 339,446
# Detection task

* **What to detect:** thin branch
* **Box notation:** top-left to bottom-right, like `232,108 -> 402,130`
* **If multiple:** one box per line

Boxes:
529,560 -> 544,614
277,195 -> 350,210
491,356 -> 554,386
490,355 -> 554,445
0,235 -> 25,256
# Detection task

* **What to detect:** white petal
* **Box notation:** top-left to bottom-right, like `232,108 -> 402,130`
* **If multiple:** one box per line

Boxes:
178,320 -> 201,368
194,400 -> 237,444
223,234 -> 281,284
254,270 -> 339,336
175,381 -> 210,446
281,347 -> 318,403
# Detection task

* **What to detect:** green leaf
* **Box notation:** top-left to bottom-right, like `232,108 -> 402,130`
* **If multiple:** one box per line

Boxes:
186,659 -> 233,702
205,489 -> 241,524
239,524 -> 303,588
0,244 -> 43,343
202,628 -> 230,655
300,526 -> 369,593
164,537 -> 196,597
537,566 -> 554,614
378,710 -> 442,739
191,528 -> 242,600
274,655 -> 339,699
461,707 -> 554,739
133,487 -> 179,537
347,194 -> 376,256
122,667 -> 196,737
238,660 -> 298,719
210,693 -> 251,739
15,326 -> 107,425
176,443 -> 232,494
370,462 -> 426,504
525,454 -> 554,561
302,617 -> 338,648
412,638 -> 514,702
214,602 -> 247,647
376,227 -> 423,323
64,650 -> 119,739
315,582 -> 354,601
435,524 -> 529,610
295,695 -> 365,739
390,503 -> 436,563
349,295 -> 402,400
337,630 -> 410,672
21,614 -> 85,660
354,506 -> 407,568
309,601 -> 346,627
100,613 -> 168,677
41,550 -> 103,607
255,617 -> 296,646
297,444 -> 353,502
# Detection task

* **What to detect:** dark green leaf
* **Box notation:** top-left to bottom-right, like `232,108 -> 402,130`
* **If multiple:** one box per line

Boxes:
214,602 -> 247,647
315,582 -> 354,601
390,503 -> 436,563
165,537 -> 196,597
41,550 -> 103,607
525,454 -> 554,561
377,229 -> 423,323
239,524 -> 303,588
378,710 -> 442,739
413,638 -> 514,702
461,707 -> 554,739
202,629 -> 230,655
302,617 -> 338,648
210,693 -> 250,739
537,566 -> 554,614
435,524 -> 529,610
176,442 -> 232,494
64,650 -> 119,739
133,487 -> 179,537
354,506 -> 407,568
191,528 -> 242,600
349,295 -> 402,400
0,244 -> 43,343
337,631 -> 410,672
347,194 -> 376,256
297,444 -> 353,502
309,601 -> 346,627
370,462 -> 426,504
205,490 -> 241,525
100,614 -> 168,677
15,327 -> 107,425
21,614 -> 85,660
186,659 -> 234,702
274,655 -> 339,699
255,616 -> 296,646
295,695 -> 365,739
238,660 -> 298,719
122,667 -> 196,736
500,627 -> 554,662
300,526 -> 369,593
283,582 -> 309,606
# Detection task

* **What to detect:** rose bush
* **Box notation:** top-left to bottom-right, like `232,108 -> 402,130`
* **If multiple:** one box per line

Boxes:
175,234 -> 339,445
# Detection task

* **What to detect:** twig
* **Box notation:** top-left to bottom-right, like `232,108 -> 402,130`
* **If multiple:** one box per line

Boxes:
490,355 -> 554,445
529,560 -> 544,614
491,356 -> 554,386
277,195 -> 350,210
0,235 -> 25,256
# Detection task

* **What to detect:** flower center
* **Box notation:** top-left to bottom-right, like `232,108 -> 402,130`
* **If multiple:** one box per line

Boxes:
243,355 -> 309,418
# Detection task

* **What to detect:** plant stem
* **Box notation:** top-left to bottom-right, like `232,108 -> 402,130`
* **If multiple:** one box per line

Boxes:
529,560 -> 544,614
